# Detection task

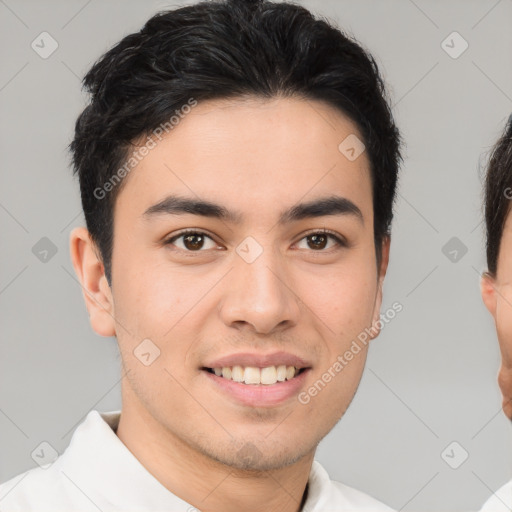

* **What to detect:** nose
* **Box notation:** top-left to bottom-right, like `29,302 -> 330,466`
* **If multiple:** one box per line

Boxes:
218,244 -> 301,335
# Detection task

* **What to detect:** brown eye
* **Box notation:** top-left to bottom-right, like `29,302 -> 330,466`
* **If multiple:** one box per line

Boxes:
183,233 -> 205,250
295,231 -> 345,251
307,233 -> 328,250
165,231 -> 218,251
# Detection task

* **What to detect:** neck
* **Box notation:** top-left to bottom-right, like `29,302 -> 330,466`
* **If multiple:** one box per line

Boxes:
116,397 -> 314,512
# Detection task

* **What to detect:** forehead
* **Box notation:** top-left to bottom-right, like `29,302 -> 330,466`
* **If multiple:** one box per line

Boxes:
114,96 -> 373,224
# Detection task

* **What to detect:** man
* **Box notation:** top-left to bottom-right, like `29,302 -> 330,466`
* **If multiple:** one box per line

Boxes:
0,0 -> 401,510
480,115 -> 512,511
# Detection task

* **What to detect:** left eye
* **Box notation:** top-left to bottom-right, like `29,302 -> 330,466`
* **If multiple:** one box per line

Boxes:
295,232 -> 344,251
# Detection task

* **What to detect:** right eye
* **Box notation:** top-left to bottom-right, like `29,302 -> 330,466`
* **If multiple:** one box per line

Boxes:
164,230 -> 220,252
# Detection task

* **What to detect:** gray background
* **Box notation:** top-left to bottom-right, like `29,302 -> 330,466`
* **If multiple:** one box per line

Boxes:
1,0 -> 511,510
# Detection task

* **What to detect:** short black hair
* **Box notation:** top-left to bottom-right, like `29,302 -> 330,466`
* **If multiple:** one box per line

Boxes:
70,0 -> 402,286
484,115 -> 512,275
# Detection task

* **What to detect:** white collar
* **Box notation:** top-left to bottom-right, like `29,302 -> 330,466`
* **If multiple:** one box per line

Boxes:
57,409 -> 191,509
0,409 -> 393,511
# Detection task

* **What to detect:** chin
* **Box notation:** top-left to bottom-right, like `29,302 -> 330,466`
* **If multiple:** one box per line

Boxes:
202,440 -> 313,472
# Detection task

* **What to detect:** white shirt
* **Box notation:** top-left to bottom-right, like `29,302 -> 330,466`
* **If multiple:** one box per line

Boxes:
0,410 -> 394,511
480,480 -> 512,511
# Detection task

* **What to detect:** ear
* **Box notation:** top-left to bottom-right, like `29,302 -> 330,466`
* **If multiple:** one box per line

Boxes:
480,271 -> 498,318
498,372 -> 512,421
69,226 -> 116,337
370,236 -> 391,339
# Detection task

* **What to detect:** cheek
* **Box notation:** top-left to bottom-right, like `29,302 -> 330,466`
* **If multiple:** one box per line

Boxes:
112,248 -> 200,333
303,263 -> 377,331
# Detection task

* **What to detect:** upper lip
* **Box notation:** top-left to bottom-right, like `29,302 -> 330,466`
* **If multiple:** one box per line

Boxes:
203,351 -> 311,370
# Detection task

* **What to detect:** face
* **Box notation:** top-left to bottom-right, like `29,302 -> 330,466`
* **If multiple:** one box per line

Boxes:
482,210 -> 512,420
71,97 -> 389,471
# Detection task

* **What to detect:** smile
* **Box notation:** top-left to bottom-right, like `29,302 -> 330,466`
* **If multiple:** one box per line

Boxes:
203,365 -> 307,385
202,365 -> 311,407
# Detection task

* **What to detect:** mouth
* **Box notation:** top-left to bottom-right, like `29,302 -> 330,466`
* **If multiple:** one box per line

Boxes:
202,365 -> 308,385
201,351 -> 312,406
201,363 -> 311,407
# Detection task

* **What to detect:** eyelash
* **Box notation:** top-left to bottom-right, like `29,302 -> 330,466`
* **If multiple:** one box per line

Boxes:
163,228 -> 347,252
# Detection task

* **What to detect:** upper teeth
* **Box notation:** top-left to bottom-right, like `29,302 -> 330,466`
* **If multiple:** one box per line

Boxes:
212,365 -> 298,385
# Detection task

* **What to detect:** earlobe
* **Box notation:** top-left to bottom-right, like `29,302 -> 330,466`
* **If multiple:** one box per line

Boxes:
480,271 -> 498,318
369,284 -> 383,340
69,227 -> 116,337
498,370 -> 512,420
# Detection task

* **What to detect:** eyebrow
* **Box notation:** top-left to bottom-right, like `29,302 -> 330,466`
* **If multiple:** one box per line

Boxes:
142,194 -> 363,225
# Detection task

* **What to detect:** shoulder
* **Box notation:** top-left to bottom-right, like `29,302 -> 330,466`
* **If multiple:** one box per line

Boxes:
0,448 -> 114,512
0,460 -> 81,511
0,410 -> 121,511
480,479 -> 512,511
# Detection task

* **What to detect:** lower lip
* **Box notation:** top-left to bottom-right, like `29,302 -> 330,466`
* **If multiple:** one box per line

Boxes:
203,369 -> 311,407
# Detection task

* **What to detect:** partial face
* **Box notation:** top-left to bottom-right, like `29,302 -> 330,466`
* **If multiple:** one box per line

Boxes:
74,97 -> 389,470
482,209 -> 512,420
